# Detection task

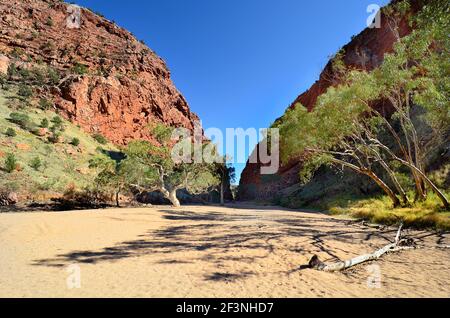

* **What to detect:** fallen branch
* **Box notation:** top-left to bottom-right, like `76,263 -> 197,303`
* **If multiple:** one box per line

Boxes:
308,223 -> 416,272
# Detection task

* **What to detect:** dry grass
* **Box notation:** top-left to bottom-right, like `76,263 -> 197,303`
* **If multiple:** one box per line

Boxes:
328,192 -> 450,231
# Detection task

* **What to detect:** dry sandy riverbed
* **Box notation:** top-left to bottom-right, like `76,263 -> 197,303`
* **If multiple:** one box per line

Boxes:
0,205 -> 449,298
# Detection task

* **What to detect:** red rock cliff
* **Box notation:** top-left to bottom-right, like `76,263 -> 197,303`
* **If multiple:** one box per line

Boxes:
238,0 -> 423,201
0,0 -> 199,144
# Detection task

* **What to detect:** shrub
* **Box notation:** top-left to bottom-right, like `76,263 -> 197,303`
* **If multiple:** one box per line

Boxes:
46,17 -> 53,27
4,153 -> 17,173
5,128 -> 16,137
7,64 -> 18,79
51,115 -> 63,126
50,116 -> 64,132
10,48 -> 25,59
56,186 -> 111,209
29,157 -> 42,171
17,84 -> 33,98
9,112 -> 39,132
31,68 -> 46,85
48,131 -> 61,144
70,137 -> 80,146
71,63 -> 88,75
9,112 -> 30,128
0,73 -> 6,88
47,68 -> 60,85
38,98 -> 53,110
40,118 -> 49,128
29,124 -> 42,136
93,133 -> 107,145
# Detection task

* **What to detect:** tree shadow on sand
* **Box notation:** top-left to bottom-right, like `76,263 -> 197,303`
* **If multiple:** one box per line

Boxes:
31,208 -> 449,282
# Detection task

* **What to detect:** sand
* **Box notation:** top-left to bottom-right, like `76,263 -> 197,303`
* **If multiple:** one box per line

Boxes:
0,204 -> 449,298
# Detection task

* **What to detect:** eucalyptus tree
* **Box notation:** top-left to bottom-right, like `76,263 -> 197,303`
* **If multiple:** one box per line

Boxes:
279,0 -> 449,209
214,157 -> 236,205
124,123 -> 220,207
89,156 -> 138,207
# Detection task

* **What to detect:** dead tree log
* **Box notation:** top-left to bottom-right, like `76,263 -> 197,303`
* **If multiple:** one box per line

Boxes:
308,224 -> 416,272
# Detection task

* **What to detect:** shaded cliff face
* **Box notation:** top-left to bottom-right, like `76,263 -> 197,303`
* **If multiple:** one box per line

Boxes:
0,0 -> 199,144
238,1 -> 421,201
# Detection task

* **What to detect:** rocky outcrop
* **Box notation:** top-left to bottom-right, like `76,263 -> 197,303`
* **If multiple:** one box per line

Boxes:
0,54 -> 9,74
0,191 -> 18,206
238,0 -> 423,201
0,0 -> 199,144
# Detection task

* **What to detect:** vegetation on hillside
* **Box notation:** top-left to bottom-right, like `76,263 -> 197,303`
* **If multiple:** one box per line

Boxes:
0,88 -> 117,202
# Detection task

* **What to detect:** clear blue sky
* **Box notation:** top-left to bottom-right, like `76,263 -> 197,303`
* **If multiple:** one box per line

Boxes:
74,0 -> 389,183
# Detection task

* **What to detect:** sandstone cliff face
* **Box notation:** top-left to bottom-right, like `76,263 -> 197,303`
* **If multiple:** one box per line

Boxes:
238,1 -> 421,201
0,0 -> 199,144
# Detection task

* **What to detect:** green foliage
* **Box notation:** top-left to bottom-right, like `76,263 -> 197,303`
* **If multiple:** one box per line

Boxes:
279,1 -> 449,209
46,16 -> 54,27
48,131 -> 61,144
29,156 -> 42,171
10,48 -> 25,59
149,122 -> 173,144
50,115 -> 64,132
0,90 -> 122,197
17,84 -> 33,99
38,98 -> 53,110
71,63 -> 88,75
5,127 -> 16,137
50,115 -> 63,126
93,133 -> 108,145
9,112 -> 32,130
7,64 -> 18,79
4,153 -> 17,173
47,68 -> 60,86
0,73 -> 6,88
122,123 -> 220,205
40,118 -> 49,128
70,137 -> 80,147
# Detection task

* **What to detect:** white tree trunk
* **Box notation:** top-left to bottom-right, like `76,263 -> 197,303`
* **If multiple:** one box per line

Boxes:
309,224 -> 414,272
167,190 -> 181,207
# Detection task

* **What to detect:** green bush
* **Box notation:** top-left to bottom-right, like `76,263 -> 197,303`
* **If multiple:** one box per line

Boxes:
0,73 -> 6,88
17,84 -> 33,98
4,153 -> 17,173
9,112 -> 38,132
93,133 -> 108,145
70,137 -> 80,146
47,68 -> 60,85
71,63 -> 88,75
40,118 -> 49,128
29,157 -> 42,171
30,68 -> 46,85
50,116 -> 64,132
38,98 -> 53,110
9,112 -> 30,127
5,128 -> 16,137
7,64 -> 18,79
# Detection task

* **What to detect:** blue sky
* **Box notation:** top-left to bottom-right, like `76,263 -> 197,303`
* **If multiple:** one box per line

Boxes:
74,0 -> 389,183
